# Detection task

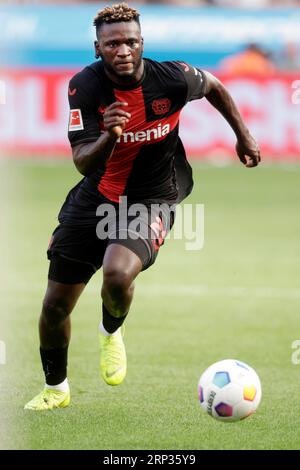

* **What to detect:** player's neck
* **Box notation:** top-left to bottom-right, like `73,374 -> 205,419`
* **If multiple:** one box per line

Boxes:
104,60 -> 144,87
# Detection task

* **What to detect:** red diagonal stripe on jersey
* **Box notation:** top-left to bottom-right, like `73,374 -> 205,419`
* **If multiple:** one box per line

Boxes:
98,86 -> 180,202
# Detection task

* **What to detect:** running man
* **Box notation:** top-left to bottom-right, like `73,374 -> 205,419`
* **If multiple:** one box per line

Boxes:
25,3 -> 260,410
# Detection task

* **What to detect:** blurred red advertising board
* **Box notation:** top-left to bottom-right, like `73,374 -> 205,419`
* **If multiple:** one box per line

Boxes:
0,69 -> 299,160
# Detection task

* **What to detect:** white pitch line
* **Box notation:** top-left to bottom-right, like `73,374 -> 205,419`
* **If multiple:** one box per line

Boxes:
137,285 -> 300,300
1,283 -> 300,300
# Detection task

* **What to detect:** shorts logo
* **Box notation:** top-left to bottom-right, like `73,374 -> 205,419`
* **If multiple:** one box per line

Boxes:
152,98 -> 171,115
150,216 -> 167,252
69,109 -> 84,131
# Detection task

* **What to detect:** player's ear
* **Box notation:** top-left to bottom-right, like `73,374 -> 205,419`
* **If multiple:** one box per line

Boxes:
141,37 -> 144,53
94,40 -> 100,59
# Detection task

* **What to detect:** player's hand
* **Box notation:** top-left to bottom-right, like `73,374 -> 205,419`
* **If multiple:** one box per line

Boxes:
103,102 -> 131,138
235,134 -> 261,168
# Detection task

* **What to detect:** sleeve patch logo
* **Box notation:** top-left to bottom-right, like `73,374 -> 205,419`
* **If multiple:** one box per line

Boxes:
69,109 -> 84,131
152,98 -> 171,115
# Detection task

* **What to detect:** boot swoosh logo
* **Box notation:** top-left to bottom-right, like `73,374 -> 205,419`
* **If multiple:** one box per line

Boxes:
106,367 -> 124,378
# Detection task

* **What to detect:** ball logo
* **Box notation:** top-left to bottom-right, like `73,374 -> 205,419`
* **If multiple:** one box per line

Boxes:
152,98 -> 171,115
206,391 -> 216,416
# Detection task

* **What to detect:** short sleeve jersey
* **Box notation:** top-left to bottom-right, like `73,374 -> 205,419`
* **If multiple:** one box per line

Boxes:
60,58 -> 206,225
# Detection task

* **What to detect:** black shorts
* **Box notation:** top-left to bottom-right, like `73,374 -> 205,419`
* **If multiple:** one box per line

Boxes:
47,202 -> 175,284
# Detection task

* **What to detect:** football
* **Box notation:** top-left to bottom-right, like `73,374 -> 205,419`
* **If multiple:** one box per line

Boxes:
198,359 -> 262,422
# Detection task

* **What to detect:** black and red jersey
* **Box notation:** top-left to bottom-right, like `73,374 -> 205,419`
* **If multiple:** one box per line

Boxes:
60,58 -> 206,225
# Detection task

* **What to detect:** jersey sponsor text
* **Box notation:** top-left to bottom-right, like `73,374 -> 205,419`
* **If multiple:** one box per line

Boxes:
117,122 -> 170,144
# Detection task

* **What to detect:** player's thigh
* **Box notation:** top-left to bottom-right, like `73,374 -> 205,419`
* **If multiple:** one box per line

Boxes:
107,202 -> 175,272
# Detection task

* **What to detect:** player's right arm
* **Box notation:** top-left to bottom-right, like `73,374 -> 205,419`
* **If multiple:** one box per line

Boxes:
72,102 -> 131,176
67,72 -> 131,176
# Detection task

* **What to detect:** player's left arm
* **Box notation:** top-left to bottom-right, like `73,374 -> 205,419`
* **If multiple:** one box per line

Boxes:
203,71 -> 261,168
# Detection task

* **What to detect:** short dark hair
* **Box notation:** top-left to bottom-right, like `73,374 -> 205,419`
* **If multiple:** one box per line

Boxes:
93,2 -> 140,34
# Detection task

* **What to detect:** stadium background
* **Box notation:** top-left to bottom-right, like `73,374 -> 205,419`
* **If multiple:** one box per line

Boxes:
1,0 -> 300,450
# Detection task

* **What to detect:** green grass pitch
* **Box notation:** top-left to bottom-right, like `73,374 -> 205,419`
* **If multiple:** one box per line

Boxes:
0,160 -> 300,450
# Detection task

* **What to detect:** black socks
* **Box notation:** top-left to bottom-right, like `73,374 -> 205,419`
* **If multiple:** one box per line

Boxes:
40,345 -> 68,385
102,303 -> 127,334
40,306 -> 127,385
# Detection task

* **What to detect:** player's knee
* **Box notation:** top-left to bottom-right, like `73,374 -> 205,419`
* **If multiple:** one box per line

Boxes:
103,267 -> 133,298
42,298 -> 70,328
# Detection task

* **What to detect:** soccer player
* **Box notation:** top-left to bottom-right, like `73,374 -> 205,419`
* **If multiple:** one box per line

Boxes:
25,2 -> 260,410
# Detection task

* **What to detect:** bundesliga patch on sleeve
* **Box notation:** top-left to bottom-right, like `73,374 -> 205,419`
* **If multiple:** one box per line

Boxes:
68,109 -> 84,131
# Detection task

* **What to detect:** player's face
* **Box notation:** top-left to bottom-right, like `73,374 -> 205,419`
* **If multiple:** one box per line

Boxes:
95,21 -> 144,84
